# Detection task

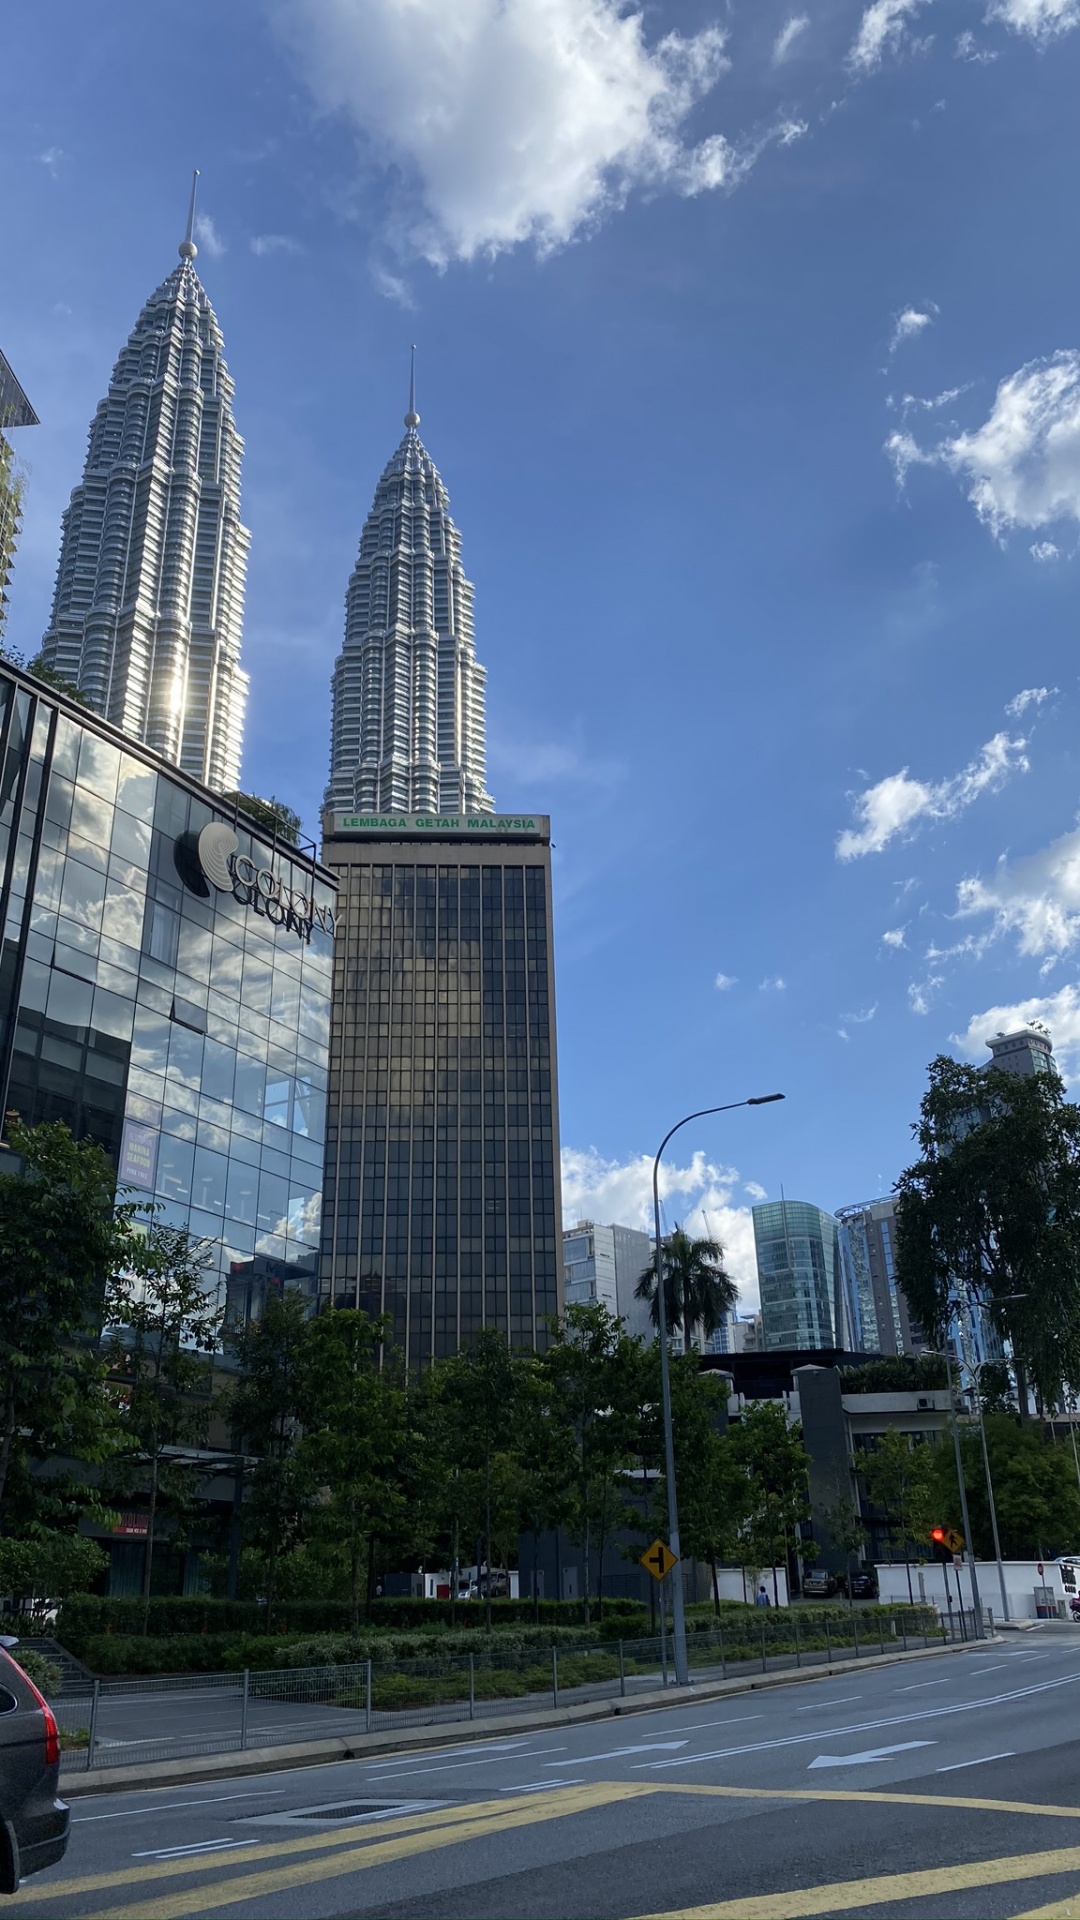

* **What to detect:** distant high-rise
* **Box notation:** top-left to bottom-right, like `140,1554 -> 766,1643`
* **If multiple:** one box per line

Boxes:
754,1198 -> 852,1352
836,1197 -> 926,1356
985,1025 -> 1055,1078
40,177 -> 249,791
0,347 -> 38,642
325,360 -> 492,817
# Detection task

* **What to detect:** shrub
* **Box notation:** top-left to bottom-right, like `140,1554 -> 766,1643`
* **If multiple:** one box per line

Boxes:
8,1650 -> 61,1696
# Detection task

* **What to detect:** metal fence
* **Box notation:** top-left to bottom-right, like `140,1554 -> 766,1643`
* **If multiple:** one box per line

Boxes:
51,1608 -> 973,1774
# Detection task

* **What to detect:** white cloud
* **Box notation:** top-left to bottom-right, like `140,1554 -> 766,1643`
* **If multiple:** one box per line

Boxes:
954,28 -> 998,57
758,975 -> 787,991
772,14 -> 809,62
193,213 -> 226,257
954,986 -> 1080,1077
561,1145 -> 761,1308
714,971 -> 737,991
891,351 -> 1080,540
843,1003 -> 878,1024
954,823 -> 1080,959
1006,685 -> 1057,716
744,1180 -> 768,1201
372,266 -> 416,308
894,383 -> 969,412
986,0 -> 1080,43
38,147 -> 64,176
250,233 -> 303,256
848,0 -> 931,72
275,0 -> 753,263
882,927 -> 907,948
1030,540 -> 1061,562
836,729 -> 1029,860
908,973 -> 944,1015
888,304 -> 937,355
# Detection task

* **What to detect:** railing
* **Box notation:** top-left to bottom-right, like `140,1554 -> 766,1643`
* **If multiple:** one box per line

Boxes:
49,1609 -> 964,1773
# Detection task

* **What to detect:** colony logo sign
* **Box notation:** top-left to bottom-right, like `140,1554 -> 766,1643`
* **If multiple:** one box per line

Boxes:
175,823 -> 334,943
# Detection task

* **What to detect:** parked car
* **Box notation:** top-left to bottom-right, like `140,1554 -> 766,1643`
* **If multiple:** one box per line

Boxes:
841,1569 -> 879,1600
801,1569 -> 838,1597
0,1639 -> 69,1894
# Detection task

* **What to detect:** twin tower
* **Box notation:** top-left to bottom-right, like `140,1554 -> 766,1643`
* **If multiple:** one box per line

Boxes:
39,206 -> 493,823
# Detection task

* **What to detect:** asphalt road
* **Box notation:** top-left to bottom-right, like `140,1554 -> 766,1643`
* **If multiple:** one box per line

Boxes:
17,1629 -> 1080,1919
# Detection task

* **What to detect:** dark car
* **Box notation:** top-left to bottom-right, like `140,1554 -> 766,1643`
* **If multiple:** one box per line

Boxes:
842,1569 -> 879,1600
801,1569 -> 838,1597
0,1640 -> 69,1893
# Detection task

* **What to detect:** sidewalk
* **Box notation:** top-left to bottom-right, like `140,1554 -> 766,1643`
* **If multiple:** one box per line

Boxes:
60,1631 -> 991,1798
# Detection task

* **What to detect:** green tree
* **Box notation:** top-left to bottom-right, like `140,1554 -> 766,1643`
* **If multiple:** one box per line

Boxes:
513,1365 -> 575,1620
857,1430 -> 939,1603
635,1227 -> 738,1355
896,1055 -> 1080,1408
543,1303 -> 642,1620
226,1288 -> 314,1619
0,1534 -> 107,1616
924,1412 -> 1080,1560
223,793 -> 302,845
729,1399 -> 813,1604
103,1224 -> 222,1626
653,1358 -> 742,1615
821,1480 -> 867,1606
436,1328 -> 535,1630
0,1117 -> 130,1532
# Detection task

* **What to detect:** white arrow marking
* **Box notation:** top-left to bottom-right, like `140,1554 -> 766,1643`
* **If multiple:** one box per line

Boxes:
808,1740 -> 935,1770
545,1741 -> 688,1766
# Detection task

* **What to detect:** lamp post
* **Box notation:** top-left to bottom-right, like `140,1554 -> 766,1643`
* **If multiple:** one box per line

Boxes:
926,1342 -> 984,1636
651,1093 -> 785,1686
956,1288 -> 1027,1628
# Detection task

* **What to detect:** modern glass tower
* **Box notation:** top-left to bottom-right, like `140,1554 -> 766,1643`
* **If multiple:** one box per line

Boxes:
754,1198 -> 851,1352
325,363 -> 492,817
39,179 -> 250,792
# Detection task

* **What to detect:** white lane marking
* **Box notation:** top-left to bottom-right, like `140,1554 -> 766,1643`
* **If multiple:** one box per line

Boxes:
937,1752 -> 1016,1772
795,1696 -> 862,1712
366,1745 -> 568,1781
809,1741 -> 935,1771
543,1741 -> 688,1766
359,1739 -> 532,1770
968,1663 -> 1009,1674
503,1779 -> 586,1792
132,1840 -> 258,1860
75,1791 -> 289,1823
649,1716 -> 764,1733
634,1667 -> 1080,1771
896,1680 -> 949,1690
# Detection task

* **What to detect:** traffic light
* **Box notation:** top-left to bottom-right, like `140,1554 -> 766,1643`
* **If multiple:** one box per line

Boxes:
929,1525 -> 954,1564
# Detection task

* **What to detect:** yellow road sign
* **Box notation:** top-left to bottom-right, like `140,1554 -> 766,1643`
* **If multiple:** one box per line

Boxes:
943,1527 -> 965,1554
640,1538 -> 678,1583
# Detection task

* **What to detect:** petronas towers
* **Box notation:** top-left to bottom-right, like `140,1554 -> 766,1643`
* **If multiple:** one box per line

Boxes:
41,194 -> 250,791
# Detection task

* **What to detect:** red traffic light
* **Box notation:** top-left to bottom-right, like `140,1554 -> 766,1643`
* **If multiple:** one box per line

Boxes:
930,1526 -> 946,1543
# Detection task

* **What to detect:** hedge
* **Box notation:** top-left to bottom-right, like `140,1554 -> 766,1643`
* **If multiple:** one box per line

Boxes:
57,1593 -> 650,1646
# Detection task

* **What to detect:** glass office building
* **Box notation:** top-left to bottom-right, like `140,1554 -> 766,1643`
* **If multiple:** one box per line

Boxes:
319,813 -> 561,1366
0,659 -> 336,1308
754,1198 -> 853,1352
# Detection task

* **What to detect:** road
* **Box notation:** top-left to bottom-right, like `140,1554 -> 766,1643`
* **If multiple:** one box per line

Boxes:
16,1629 -> 1080,1919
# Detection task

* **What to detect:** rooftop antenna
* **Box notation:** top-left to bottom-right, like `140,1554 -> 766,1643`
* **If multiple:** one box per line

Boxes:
404,344 -> 420,428
179,169 -> 200,261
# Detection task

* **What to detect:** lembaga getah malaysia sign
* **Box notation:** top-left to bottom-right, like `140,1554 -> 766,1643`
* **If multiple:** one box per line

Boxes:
334,813 -> 546,836
176,822 -> 335,942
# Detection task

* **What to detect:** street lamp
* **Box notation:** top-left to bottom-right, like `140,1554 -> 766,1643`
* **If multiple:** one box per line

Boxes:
924,1342 -> 984,1636
956,1290 -> 1027,1628
651,1093 -> 786,1686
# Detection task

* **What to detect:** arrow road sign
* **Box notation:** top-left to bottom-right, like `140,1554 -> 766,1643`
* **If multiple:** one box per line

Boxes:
808,1740 -> 936,1770
640,1538 -> 678,1583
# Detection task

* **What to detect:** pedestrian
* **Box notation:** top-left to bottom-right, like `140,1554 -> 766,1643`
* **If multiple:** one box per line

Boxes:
756,1584 -> 770,1608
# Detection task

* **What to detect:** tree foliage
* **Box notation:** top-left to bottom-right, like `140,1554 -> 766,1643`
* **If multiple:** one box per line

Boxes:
923,1412 -> 1080,1561
223,793 -> 303,846
635,1226 -> 738,1354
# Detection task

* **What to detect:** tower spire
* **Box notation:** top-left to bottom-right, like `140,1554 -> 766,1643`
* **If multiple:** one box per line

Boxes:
404,344 -> 420,428
179,169 -> 200,262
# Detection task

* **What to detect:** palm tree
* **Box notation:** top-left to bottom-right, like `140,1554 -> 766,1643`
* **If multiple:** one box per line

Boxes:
635,1225 -> 738,1355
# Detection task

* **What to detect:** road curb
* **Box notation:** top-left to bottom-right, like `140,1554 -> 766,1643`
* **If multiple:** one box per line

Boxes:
60,1634 -> 996,1798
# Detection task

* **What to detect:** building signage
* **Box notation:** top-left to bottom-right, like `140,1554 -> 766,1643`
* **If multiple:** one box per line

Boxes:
179,823 -> 335,942
333,813 -> 546,837
119,1119 -> 159,1191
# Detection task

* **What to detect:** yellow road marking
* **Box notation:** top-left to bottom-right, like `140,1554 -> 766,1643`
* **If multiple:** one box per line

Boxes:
82,1783 -> 650,1920
1013,1895 -> 1080,1918
635,1846 -> 1080,1920
660,1782 -> 1080,1820
8,1790 -> 597,1906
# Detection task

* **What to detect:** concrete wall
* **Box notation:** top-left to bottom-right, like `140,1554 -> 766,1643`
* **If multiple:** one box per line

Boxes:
876,1558 -> 1075,1620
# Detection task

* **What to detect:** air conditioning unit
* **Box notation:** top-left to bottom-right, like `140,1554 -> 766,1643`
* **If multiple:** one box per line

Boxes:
917,1397 -> 931,1409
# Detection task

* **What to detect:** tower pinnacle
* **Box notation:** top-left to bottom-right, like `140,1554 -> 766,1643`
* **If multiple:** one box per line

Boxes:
179,168 -> 200,261
404,343 -> 420,428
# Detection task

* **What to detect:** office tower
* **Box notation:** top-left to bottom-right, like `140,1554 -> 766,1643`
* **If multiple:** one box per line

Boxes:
325,368 -> 492,816
320,812 -> 560,1367
753,1197 -> 852,1352
0,348 -> 38,642
0,655 -> 335,1317
985,1025 -> 1055,1078
39,180 -> 250,790
836,1197 -> 926,1355
563,1219 -> 655,1343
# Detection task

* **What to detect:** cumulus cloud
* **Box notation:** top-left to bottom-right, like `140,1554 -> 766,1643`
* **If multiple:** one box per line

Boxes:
889,304 -> 937,355
882,927 -> 907,948
250,233 -> 302,256
986,0 -> 1080,42
889,351 -> 1080,540
954,823 -> 1080,959
561,1145 -> 760,1307
836,730 -> 1029,860
1031,540 -> 1061,562
1006,686 -> 1057,716
744,1180 -> 768,1201
954,987 -> 1079,1077
772,13 -> 809,62
274,0 -> 772,262
193,212 -> 226,257
848,0 -> 931,72
714,972 -> 738,991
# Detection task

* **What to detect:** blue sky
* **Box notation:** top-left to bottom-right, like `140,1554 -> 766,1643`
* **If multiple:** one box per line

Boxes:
4,0 -> 1080,1307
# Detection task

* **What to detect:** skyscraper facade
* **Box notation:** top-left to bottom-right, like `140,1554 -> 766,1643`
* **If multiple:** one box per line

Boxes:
754,1198 -> 853,1352
325,381 -> 491,817
0,347 -> 38,643
836,1197 -> 925,1355
39,193 -> 249,792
